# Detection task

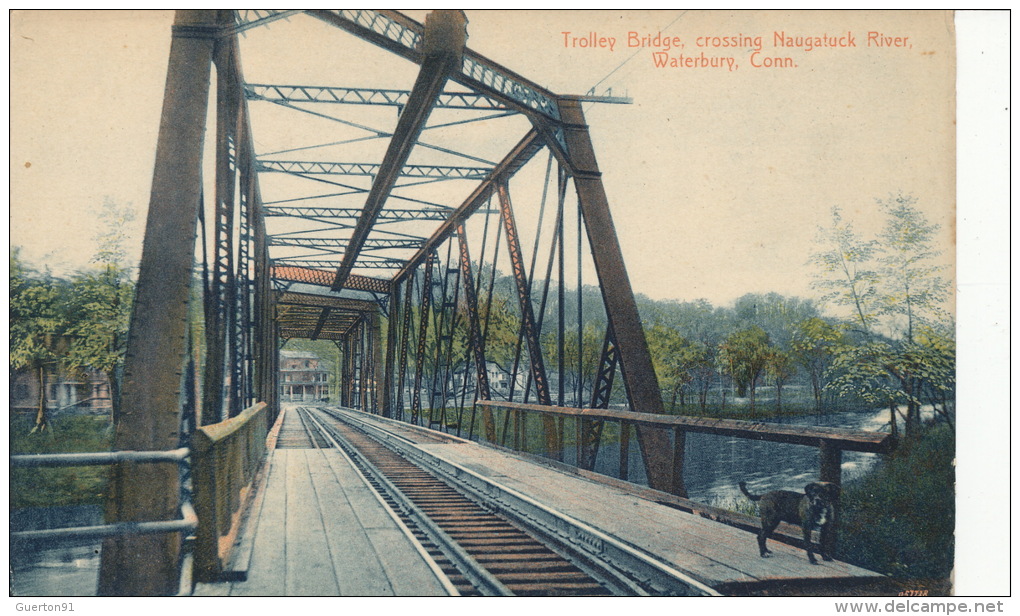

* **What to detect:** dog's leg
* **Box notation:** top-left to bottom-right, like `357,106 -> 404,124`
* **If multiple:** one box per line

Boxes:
803,524 -> 819,565
819,523 -> 834,561
758,519 -> 778,557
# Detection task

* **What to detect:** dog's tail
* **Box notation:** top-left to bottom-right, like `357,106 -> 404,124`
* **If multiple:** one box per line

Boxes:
738,481 -> 761,502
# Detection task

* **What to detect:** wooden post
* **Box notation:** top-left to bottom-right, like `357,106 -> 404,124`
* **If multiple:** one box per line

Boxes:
514,408 -> 522,451
557,416 -> 565,460
672,428 -> 687,497
190,403 -> 266,583
619,422 -> 630,480
819,440 -> 842,484
819,440 -> 842,556
575,417 -> 583,467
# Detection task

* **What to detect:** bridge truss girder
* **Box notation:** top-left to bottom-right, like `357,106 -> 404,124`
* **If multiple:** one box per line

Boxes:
103,9 -> 683,596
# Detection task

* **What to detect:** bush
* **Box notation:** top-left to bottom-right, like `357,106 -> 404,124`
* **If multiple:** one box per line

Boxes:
837,424 -> 955,580
10,415 -> 113,509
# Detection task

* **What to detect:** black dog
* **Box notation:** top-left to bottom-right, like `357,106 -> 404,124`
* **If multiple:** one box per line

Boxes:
739,481 -> 839,564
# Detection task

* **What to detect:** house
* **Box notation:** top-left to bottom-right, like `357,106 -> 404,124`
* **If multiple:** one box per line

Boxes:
279,350 -> 331,402
10,368 -> 113,418
447,361 -> 526,401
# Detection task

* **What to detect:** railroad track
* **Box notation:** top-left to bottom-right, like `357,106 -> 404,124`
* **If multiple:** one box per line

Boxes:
276,405 -> 332,449
298,405 -> 717,597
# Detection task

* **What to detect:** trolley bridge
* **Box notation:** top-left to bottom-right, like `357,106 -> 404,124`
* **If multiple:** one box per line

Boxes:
12,10 -> 896,596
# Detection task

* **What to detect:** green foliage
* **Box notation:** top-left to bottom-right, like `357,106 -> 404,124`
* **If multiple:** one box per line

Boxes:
732,292 -> 820,350
542,322 -> 601,403
10,200 -> 138,432
810,206 -> 881,334
764,348 -> 796,410
810,195 -> 954,434
874,193 -> 950,342
10,415 -> 113,508
62,265 -> 134,376
838,424 -> 955,580
790,317 -> 846,410
9,250 -> 68,372
719,326 -> 773,414
646,324 -> 713,411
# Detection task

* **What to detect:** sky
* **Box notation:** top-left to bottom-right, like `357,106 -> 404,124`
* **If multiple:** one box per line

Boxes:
11,10 -> 962,312
4,11 -> 1010,595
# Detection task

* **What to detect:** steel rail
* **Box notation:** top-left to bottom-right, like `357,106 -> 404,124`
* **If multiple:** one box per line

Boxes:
300,407 -> 511,596
326,406 -> 722,596
292,408 -> 460,596
315,405 -> 640,595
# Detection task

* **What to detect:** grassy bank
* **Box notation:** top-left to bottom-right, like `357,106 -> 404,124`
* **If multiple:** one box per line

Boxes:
837,424 -> 955,582
10,415 -> 113,509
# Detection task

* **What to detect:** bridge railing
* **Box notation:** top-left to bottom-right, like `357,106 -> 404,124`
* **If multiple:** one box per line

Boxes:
191,402 -> 268,582
474,400 -> 896,487
474,400 -> 895,553
11,449 -> 197,542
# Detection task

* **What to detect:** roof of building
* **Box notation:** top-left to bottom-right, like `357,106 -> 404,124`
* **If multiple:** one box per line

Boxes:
280,350 -> 324,359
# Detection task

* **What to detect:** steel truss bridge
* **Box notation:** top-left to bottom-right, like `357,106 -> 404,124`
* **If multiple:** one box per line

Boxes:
83,10 -> 891,596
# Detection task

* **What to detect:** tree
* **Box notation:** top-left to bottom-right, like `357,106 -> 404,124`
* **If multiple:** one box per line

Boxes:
718,326 -> 772,416
61,200 -> 137,422
874,193 -> 950,344
646,324 -> 694,411
733,292 -> 820,350
765,348 -> 796,412
790,317 -> 846,411
10,250 -> 68,433
62,266 -> 134,422
810,206 -> 881,335
812,196 -> 954,436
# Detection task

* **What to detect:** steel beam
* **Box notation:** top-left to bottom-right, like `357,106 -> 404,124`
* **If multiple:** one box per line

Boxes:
556,98 -> 683,496
264,205 -> 451,220
231,10 -> 302,35
275,290 -> 379,312
257,159 -> 491,179
496,181 -> 559,457
497,182 -> 551,407
457,224 -> 495,441
202,29 -> 241,426
308,10 -> 560,123
393,129 -> 544,284
98,9 -> 219,597
329,10 -> 466,293
411,255 -> 435,425
381,282 -> 400,417
269,237 -> 423,251
245,83 -> 509,111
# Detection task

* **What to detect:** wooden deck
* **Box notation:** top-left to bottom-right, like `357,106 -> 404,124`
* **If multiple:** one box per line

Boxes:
343,409 -> 887,595
193,413 -> 453,596
195,405 -> 886,596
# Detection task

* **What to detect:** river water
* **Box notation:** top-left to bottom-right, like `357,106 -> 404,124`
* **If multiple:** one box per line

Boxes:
570,408 -> 896,504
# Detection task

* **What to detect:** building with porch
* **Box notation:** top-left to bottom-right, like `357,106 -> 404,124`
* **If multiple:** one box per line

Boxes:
279,350 -> 331,402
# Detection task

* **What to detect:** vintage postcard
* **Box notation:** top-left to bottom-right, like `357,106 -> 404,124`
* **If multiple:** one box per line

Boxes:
8,9 -> 1007,604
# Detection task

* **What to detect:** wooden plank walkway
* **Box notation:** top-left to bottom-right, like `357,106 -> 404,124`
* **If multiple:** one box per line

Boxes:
344,410 -> 887,595
193,413 -> 453,596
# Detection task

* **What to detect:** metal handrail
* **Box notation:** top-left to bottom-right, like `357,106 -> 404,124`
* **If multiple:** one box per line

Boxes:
10,448 -> 197,542
11,448 -> 190,468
